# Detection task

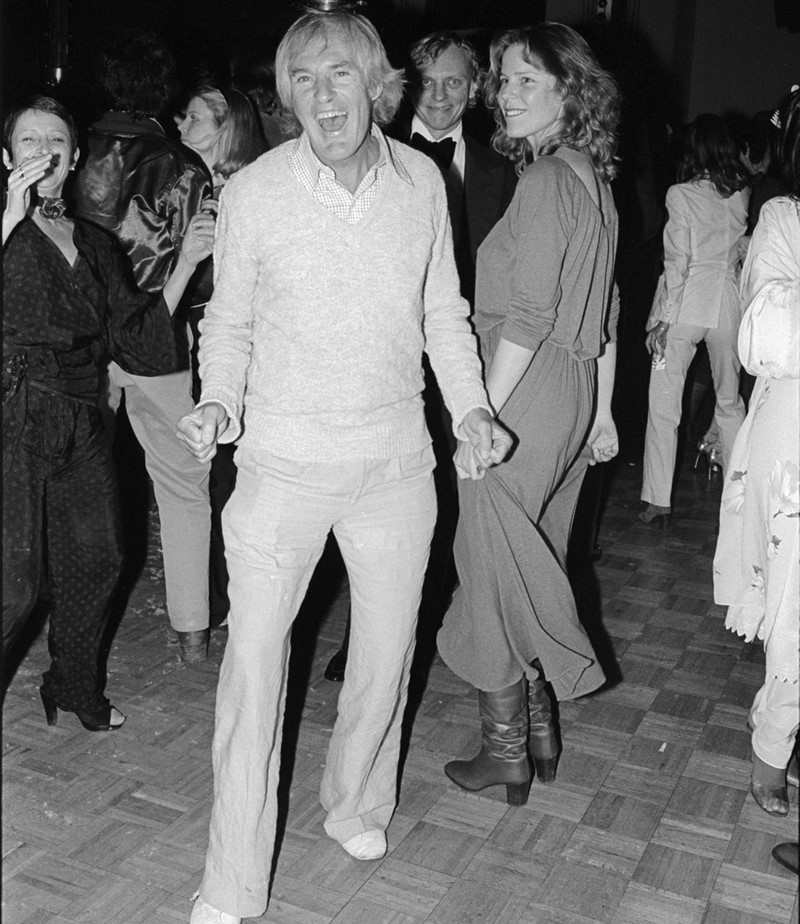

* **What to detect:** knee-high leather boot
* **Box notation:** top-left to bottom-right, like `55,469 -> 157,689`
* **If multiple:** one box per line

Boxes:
528,660 -> 558,783
444,678 -> 532,806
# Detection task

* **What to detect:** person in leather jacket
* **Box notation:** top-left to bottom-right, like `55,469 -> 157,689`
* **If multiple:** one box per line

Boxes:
73,30 -> 214,663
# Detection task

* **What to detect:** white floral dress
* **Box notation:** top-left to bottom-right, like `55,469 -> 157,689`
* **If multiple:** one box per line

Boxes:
713,197 -> 800,683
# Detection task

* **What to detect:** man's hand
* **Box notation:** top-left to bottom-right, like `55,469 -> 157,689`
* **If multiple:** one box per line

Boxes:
177,402 -> 229,463
455,407 -> 513,480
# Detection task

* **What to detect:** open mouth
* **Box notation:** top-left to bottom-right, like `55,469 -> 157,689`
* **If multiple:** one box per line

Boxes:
317,110 -> 347,132
504,109 -> 525,119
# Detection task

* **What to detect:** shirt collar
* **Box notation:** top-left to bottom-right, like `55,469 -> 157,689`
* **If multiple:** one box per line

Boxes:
292,123 -> 412,188
411,114 -> 463,146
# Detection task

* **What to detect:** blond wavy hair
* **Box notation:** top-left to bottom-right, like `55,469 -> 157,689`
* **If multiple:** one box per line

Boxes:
485,23 -> 620,181
275,11 -> 405,130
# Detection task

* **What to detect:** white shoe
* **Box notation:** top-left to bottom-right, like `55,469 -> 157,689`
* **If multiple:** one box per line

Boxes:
341,830 -> 387,860
189,896 -> 241,924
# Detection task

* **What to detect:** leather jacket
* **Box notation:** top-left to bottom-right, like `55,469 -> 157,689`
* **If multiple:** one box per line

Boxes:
73,111 -> 211,294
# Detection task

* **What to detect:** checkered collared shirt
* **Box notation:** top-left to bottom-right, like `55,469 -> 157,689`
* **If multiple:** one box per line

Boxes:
288,125 -> 398,224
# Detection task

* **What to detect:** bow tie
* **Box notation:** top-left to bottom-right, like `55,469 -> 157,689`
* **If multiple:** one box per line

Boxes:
410,133 -> 456,171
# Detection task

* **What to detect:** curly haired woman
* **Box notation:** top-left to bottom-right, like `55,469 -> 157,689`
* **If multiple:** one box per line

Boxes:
437,22 -> 621,804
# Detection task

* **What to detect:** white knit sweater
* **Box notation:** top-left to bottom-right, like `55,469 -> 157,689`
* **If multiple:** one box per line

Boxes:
198,132 -> 489,462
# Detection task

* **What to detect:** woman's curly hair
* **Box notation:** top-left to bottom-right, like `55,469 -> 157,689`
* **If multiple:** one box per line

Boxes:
484,23 -> 620,182
676,114 -> 748,197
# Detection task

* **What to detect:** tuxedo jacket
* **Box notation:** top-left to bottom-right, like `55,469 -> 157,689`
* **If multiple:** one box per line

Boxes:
391,118 -> 517,302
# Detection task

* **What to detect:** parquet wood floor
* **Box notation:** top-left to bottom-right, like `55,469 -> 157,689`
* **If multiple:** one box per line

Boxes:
3,453 -> 798,924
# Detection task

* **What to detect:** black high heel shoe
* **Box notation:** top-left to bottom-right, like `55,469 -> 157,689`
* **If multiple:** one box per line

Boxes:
693,440 -> 723,480
324,647 -> 348,682
40,690 -> 126,732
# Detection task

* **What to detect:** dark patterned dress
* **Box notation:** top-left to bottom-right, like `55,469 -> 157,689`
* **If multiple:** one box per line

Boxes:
3,216 -> 176,712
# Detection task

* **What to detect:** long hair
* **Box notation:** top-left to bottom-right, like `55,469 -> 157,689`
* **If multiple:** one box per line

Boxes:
676,114 -> 748,196
3,95 -> 78,155
776,86 -> 800,198
96,31 -> 177,120
484,22 -> 620,181
275,11 -> 404,130
190,84 -> 268,179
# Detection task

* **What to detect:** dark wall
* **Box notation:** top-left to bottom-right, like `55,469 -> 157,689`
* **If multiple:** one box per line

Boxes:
2,0 -> 545,111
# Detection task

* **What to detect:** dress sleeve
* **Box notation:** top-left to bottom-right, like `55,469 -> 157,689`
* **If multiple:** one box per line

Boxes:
102,237 -> 178,376
499,161 -> 571,351
738,199 -> 800,379
648,185 -> 690,326
196,184 -> 259,442
422,170 -> 491,432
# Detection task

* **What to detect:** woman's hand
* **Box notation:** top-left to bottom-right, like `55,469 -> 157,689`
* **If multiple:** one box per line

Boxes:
454,408 -> 513,480
163,202 -> 217,313
3,153 -> 53,237
645,321 -> 669,358
179,207 -> 216,268
454,439 -> 486,480
587,413 -> 619,466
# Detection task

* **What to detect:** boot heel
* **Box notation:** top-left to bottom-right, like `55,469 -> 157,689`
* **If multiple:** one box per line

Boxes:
40,690 -> 58,726
533,756 -> 557,783
506,780 -> 531,806
527,664 -> 560,785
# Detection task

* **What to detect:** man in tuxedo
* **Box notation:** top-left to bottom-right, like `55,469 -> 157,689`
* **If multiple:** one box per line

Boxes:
404,31 -> 517,302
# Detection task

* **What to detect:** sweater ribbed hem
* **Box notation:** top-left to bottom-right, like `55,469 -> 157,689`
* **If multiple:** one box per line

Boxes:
240,407 -> 431,462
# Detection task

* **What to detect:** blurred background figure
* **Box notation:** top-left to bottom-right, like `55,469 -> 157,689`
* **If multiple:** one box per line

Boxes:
640,113 -> 749,527
178,81 -> 268,627
232,55 -> 297,148
177,84 -> 267,193
73,31 -> 214,664
713,86 -> 800,819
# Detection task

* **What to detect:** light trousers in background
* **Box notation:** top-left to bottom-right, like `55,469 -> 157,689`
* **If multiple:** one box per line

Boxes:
750,675 -> 800,771
107,363 -> 210,632
200,446 -> 437,919
642,317 -> 746,508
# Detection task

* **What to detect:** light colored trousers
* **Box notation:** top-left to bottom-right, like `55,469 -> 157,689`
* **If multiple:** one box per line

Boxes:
750,675 -> 800,770
108,363 -> 210,631
642,318 -> 745,507
200,446 -> 437,919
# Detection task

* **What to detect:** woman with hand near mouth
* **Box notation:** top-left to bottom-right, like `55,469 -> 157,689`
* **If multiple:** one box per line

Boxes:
438,23 -> 621,803
2,96 -> 214,729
